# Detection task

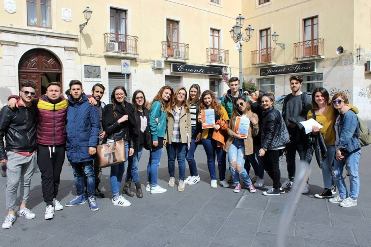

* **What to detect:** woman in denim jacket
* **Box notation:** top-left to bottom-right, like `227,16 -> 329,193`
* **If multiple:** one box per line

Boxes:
329,92 -> 361,207
147,86 -> 174,194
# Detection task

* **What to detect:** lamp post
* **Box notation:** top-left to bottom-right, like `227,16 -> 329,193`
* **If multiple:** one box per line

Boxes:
230,14 -> 254,88
79,6 -> 93,33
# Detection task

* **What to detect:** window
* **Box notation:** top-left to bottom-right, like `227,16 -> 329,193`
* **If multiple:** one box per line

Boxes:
210,29 -> 220,63
27,0 -> 51,27
258,77 -> 275,93
110,8 -> 127,35
166,19 -> 179,44
165,75 -> 182,90
210,0 -> 220,4
259,28 -> 271,63
258,0 -> 270,5
209,79 -> 222,98
302,73 -> 323,93
303,16 -> 319,57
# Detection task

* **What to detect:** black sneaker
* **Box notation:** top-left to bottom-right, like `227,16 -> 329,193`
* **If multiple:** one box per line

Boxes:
331,185 -> 336,195
314,189 -> 333,199
1,165 -> 6,177
263,188 -> 281,196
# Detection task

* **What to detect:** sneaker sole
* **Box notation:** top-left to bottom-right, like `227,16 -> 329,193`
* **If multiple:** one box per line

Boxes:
45,215 -> 54,220
314,194 -> 333,199
340,203 -> 357,208
54,207 -> 63,211
90,207 -> 99,211
65,201 -> 87,207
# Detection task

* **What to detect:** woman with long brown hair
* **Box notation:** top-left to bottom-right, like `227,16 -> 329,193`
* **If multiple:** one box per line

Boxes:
146,85 -> 174,194
198,90 -> 229,188
166,87 -> 191,192
185,84 -> 201,185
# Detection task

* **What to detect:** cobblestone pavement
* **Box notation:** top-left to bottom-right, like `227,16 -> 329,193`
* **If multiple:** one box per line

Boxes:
0,145 -> 370,247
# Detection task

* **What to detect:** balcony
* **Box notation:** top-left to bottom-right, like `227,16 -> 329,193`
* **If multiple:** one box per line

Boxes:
104,33 -> 138,59
162,41 -> 189,61
294,38 -> 324,60
251,48 -> 275,65
206,48 -> 229,65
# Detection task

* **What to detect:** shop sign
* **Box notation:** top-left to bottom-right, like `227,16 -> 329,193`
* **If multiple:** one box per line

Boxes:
260,62 -> 315,76
171,63 -> 222,75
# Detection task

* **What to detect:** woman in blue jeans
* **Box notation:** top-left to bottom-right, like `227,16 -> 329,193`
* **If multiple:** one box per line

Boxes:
225,97 -> 258,193
329,92 -> 361,208
166,87 -> 191,192
185,84 -> 201,185
123,90 -> 150,198
198,90 -> 229,188
147,86 -> 174,194
102,86 -> 136,207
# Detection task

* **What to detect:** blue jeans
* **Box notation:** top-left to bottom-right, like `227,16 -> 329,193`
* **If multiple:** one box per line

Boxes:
333,149 -> 361,199
147,145 -> 163,187
167,142 -> 187,180
228,139 -> 252,187
71,161 -> 95,197
202,138 -> 225,180
320,145 -> 336,189
126,146 -> 143,183
110,142 -> 129,198
186,127 -> 199,176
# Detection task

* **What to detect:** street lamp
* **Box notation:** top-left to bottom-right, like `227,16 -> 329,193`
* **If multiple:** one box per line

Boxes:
79,6 -> 93,33
272,31 -> 285,49
230,14 -> 254,87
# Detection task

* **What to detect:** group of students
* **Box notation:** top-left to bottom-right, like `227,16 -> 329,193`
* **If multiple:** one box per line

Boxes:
0,75 -> 362,230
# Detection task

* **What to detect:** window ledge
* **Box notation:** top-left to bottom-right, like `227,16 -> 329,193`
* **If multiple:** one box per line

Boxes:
296,55 -> 324,61
0,26 -> 78,40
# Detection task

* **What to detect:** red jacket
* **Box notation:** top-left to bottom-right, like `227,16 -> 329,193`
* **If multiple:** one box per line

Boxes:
37,96 -> 68,146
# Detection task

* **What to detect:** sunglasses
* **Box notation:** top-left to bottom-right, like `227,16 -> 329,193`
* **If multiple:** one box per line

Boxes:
237,102 -> 245,107
332,99 -> 343,105
22,90 -> 36,96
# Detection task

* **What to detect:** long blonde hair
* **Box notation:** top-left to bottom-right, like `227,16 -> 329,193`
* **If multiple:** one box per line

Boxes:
172,87 -> 189,112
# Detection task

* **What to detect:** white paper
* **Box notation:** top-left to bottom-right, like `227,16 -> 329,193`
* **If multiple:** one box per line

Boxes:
300,118 -> 323,134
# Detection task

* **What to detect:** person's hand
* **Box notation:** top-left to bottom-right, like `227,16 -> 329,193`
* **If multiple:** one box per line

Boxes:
198,114 -> 202,122
250,115 -> 258,125
163,139 -> 167,146
117,115 -> 128,123
336,149 -> 344,160
129,148 -> 134,156
89,147 -> 97,155
88,97 -> 97,106
99,131 -> 106,139
8,98 -> 17,109
312,126 -> 320,133
0,159 -> 7,164
258,148 -> 266,157
152,140 -> 158,147
195,133 -> 201,142
234,133 -> 242,139
214,124 -> 220,130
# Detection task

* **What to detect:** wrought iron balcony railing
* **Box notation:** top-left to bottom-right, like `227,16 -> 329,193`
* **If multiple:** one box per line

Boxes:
104,33 -> 138,55
206,48 -> 229,65
251,48 -> 275,65
162,41 -> 189,60
294,38 -> 324,59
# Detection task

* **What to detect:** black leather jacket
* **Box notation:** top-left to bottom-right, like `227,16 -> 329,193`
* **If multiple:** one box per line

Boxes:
261,107 -> 287,150
0,105 -> 38,160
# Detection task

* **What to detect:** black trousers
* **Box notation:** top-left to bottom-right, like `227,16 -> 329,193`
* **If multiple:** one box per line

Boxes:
262,150 -> 281,189
37,145 -> 65,206
285,141 -> 313,181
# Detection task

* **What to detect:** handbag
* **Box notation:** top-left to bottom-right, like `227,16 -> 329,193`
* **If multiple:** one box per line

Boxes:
311,110 -> 328,167
96,139 -> 126,168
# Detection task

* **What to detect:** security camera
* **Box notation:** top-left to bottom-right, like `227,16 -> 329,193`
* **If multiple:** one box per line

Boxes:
336,46 -> 344,55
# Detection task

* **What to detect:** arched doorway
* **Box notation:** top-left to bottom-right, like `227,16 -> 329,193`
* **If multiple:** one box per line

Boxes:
18,49 -> 62,96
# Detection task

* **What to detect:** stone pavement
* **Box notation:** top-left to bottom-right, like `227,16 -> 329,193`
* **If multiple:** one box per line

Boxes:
0,145 -> 371,247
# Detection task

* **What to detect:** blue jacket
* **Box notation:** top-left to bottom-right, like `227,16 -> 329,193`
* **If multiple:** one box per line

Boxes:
335,110 -> 360,154
66,94 -> 100,163
149,100 -> 167,141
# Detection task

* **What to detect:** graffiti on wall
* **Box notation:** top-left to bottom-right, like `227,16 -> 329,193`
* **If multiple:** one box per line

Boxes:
329,88 -> 351,98
358,85 -> 371,99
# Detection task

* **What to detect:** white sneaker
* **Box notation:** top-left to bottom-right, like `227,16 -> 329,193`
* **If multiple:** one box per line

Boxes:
219,180 -> 229,188
151,185 -> 167,194
145,184 -> 150,192
178,180 -> 185,192
2,214 -> 16,229
168,177 -> 175,187
210,180 -> 217,188
44,205 -> 54,220
18,208 -> 35,220
187,175 -> 201,185
302,183 -> 310,194
184,176 -> 192,184
53,199 -> 63,211
340,197 -> 357,208
329,195 -> 344,204
254,178 -> 264,188
112,195 -> 131,207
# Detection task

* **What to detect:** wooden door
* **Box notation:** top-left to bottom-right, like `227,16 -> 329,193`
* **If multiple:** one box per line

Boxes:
19,72 -> 41,96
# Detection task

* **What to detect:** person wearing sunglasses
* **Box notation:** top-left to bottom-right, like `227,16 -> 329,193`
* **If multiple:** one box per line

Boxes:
329,92 -> 361,207
0,81 -> 38,229
225,97 -> 258,193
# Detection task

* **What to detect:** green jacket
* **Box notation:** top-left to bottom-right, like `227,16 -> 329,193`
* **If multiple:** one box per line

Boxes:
149,100 -> 167,141
220,89 -> 246,118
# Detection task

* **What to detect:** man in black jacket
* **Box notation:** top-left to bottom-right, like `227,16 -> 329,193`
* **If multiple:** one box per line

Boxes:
0,81 -> 38,229
282,75 -> 313,193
